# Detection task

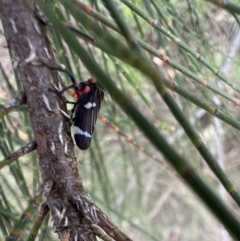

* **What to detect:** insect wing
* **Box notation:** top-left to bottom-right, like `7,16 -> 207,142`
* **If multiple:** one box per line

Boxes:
73,83 -> 103,150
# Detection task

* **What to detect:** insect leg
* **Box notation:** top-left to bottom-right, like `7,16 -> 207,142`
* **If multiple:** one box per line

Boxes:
40,60 -> 78,87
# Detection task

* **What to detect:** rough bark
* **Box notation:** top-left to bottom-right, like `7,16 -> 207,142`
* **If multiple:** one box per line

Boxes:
0,0 -> 121,240
0,0 -> 134,240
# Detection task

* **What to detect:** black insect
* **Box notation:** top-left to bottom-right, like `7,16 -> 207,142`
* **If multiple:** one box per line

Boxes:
42,62 -> 104,150
72,77 -> 104,150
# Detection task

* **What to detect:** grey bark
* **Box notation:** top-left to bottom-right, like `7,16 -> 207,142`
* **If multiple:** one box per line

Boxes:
0,0 -> 121,240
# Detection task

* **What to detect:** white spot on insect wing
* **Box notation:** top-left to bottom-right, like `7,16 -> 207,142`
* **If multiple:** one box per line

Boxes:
10,18 -> 18,34
24,38 -> 36,63
74,126 -> 91,138
84,102 -> 96,109
42,94 -> 53,111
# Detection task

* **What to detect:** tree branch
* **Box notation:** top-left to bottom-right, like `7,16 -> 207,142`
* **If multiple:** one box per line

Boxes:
0,1 -> 132,240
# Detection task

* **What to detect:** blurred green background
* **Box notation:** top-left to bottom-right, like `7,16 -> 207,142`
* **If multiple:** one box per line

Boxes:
1,0 -> 240,240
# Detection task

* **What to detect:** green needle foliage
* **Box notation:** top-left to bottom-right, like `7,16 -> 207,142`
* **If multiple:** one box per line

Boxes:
1,0 -> 240,240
